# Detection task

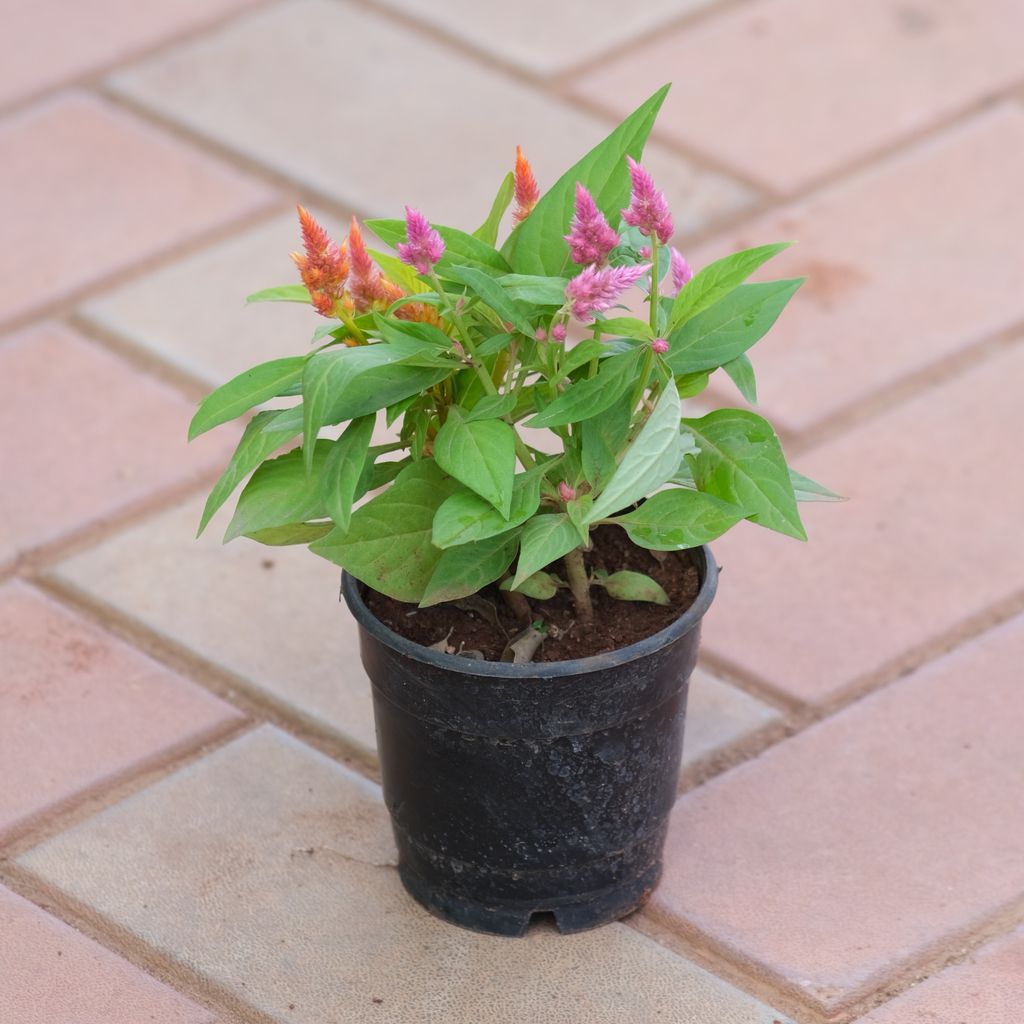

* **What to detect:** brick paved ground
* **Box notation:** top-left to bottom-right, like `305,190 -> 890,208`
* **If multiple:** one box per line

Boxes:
1,2 -> 1022,1021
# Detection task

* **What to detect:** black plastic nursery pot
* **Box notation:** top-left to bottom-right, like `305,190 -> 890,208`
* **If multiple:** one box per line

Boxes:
341,545 -> 718,937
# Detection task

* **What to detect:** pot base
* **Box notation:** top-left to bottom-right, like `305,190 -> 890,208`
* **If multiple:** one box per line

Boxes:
398,860 -> 662,937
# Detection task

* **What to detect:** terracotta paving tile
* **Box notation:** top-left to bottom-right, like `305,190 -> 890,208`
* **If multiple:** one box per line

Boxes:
0,885 -> 217,1024
373,0 -> 715,76
649,614 -> 1024,1014
82,212 -> 333,386
19,726 -> 792,1024
701,340 -> 1024,706
572,0 -> 1024,193
860,925 -> 1024,1023
49,496 -> 378,758
108,0 -> 753,230
0,0 -> 258,107
0,581 -> 241,841
0,93 -> 273,326
0,324 -> 237,571
689,105 -> 1024,434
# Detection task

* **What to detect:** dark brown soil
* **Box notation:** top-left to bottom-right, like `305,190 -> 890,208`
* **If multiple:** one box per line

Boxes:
364,526 -> 700,662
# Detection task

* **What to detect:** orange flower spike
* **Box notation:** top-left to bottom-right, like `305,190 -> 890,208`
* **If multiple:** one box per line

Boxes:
347,216 -> 385,312
513,145 -> 540,223
291,206 -> 347,317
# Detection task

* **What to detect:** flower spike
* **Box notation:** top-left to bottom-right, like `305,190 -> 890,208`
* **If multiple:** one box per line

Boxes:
290,206 -> 348,317
622,157 -> 673,245
513,145 -> 540,223
564,183 -> 619,267
397,206 -> 445,275
669,247 -> 694,294
564,263 -> 650,322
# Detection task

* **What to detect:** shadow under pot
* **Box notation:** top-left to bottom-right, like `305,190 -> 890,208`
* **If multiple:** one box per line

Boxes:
341,544 -> 717,937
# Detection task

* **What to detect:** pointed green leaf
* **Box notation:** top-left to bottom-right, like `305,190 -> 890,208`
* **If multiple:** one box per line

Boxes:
433,408 -> 516,516
559,338 -> 608,377
611,488 -> 745,549
419,531 -> 521,608
244,521 -> 333,545
501,571 -> 561,600
665,279 -> 803,375
499,275 -> 569,305
598,570 -> 670,605
502,86 -> 670,275
684,408 -> 805,540
465,392 -> 517,422
473,171 -> 515,245
189,356 -> 306,439
588,379 -> 682,521
245,284 -> 311,305
526,347 -> 642,428
322,415 -> 375,532
432,469 -> 544,549
444,264 -> 533,336
669,242 -> 792,329
198,408 -> 300,536
581,393 -> 633,489
593,316 -> 654,340
225,444 -> 331,542
790,468 -> 845,503
310,461 -> 459,602
512,514 -> 581,589
721,354 -> 757,403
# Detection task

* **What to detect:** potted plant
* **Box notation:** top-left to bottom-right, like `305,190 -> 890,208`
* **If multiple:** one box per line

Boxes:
190,85 -> 836,936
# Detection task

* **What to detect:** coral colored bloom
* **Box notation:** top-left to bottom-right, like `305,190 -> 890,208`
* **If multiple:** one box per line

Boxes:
670,247 -> 694,294
290,206 -> 348,318
513,145 -> 540,223
564,263 -> 650,322
564,183 -> 619,266
396,206 -> 445,275
622,157 -> 673,245
558,481 -> 577,502
550,323 -> 567,342
651,337 -> 669,355
347,217 -> 392,312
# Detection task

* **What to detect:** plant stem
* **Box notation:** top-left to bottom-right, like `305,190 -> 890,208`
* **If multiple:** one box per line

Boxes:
648,243 -> 660,334
588,326 -> 602,379
429,271 -> 498,396
562,547 -> 594,623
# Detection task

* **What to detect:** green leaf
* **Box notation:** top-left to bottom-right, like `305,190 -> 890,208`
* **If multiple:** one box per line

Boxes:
593,316 -> 653,340
225,444 -> 330,542
581,394 -> 633,489
525,347 -> 642,428
587,379 -> 682,521
302,345 -> 449,470
669,242 -> 791,329
566,495 -> 593,542
432,469 -> 544,549
477,332 -> 514,357
367,219 -> 510,274
244,521 -> 333,545
676,371 -> 710,399
473,171 -> 515,246
559,338 -> 608,377
665,279 -> 803,375
501,86 -> 669,275
721,354 -> 757,403
444,264 -> 533,335
465,392 -> 517,422
512,514 -> 581,589
310,461 -> 459,602
501,571 -> 561,600
198,408 -> 299,536
419,531 -> 520,608
790,468 -> 845,503
684,408 -> 806,540
597,570 -> 669,605
245,284 -> 311,305
321,416 -> 375,532
367,249 -> 430,295
610,488 -> 745,549
499,275 -> 569,305
189,357 -> 307,439
433,407 -> 516,516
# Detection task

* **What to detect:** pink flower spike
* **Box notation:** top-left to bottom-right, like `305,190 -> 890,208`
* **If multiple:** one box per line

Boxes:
651,337 -> 669,355
564,183 -> 620,267
564,263 -> 650,323
670,247 -> 694,294
396,206 -> 445,275
638,246 -> 652,259
550,323 -> 567,342
534,326 -> 547,341
558,481 -> 577,502
622,157 -> 673,245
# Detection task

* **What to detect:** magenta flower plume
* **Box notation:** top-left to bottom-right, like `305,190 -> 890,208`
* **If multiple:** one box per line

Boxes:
565,263 -> 650,322
670,247 -> 694,294
397,206 -> 445,275
622,157 -> 673,245
550,322 -> 567,342
651,338 -> 669,355
564,183 -> 619,266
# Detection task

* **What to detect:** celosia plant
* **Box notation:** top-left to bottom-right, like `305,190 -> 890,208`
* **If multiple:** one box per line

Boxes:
191,86 -> 837,629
